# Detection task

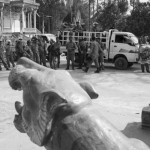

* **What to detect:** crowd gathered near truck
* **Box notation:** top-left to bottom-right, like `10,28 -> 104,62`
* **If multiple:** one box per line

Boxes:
0,22 -> 150,73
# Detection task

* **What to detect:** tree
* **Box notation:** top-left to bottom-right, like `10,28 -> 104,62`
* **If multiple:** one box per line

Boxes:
125,2 -> 150,37
36,0 -> 68,33
95,0 -> 129,31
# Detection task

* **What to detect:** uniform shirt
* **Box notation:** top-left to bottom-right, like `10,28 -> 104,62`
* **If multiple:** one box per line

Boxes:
53,41 -> 61,52
38,41 -> 45,53
5,44 -> 13,56
73,25 -> 83,32
78,41 -> 87,54
31,42 -> 39,54
66,41 -> 77,54
89,41 -> 101,59
0,45 -> 5,57
139,45 -> 150,64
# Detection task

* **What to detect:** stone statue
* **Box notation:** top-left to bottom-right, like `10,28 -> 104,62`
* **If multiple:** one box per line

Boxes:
9,57 -> 150,150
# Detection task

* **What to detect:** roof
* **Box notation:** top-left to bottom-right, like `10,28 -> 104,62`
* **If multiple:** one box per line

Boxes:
9,0 -> 39,9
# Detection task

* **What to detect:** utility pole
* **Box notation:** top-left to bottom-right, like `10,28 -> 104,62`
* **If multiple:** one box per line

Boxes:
42,13 -> 44,34
89,0 -> 91,31
97,0 -> 98,13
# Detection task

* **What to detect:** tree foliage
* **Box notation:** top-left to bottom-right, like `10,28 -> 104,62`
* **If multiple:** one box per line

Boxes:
36,0 -> 68,33
96,1 -> 150,37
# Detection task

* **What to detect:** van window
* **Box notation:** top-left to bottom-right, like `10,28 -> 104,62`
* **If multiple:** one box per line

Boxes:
115,35 -> 127,43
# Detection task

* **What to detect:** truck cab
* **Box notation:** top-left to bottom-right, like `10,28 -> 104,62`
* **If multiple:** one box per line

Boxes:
105,29 -> 139,69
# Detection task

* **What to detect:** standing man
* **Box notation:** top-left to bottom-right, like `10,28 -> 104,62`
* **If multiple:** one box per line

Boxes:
53,37 -> 61,68
31,37 -> 40,64
83,36 -> 100,73
0,39 -> 9,71
48,39 -> 55,68
5,40 -> 15,68
24,40 -> 33,60
38,37 -> 47,66
138,45 -> 150,73
66,36 -> 77,70
15,39 -> 24,60
77,38 -> 87,69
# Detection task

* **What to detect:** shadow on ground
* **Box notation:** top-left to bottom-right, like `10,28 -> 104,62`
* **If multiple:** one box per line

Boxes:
122,122 -> 150,147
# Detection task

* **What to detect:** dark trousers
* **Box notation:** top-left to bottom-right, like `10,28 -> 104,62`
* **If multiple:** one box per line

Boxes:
49,53 -> 60,69
33,52 -> 40,64
87,56 -> 99,69
78,53 -> 86,68
40,52 -> 46,66
141,63 -> 149,72
66,52 -> 75,69
6,54 -> 15,68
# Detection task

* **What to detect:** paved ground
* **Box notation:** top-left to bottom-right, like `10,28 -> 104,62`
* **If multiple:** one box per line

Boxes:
0,58 -> 150,150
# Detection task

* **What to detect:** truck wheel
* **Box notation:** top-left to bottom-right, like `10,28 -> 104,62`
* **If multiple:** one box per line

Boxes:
128,62 -> 133,68
114,57 -> 128,70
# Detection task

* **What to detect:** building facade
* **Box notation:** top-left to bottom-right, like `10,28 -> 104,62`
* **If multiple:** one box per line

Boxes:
0,0 -> 39,37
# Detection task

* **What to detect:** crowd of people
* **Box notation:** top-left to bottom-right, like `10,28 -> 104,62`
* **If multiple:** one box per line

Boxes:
0,33 -> 105,73
1,30 -> 150,73
65,34 -> 104,73
0,36 -> 62,71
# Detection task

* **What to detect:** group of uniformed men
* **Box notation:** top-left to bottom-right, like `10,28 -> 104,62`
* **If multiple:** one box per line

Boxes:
0,39 -> 15,71
65,34 -> 105,73
0,32 -> 105,73
0,36 -> 62,71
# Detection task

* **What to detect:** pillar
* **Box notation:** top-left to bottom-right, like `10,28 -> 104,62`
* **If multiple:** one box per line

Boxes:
10,6 -> 12,30
34,9 -> 37,29
21,4 -> 25,34
29,11 -> 32,28
27,12 -> 29,28
0,3 -> 4,36
30,10 -> 33,28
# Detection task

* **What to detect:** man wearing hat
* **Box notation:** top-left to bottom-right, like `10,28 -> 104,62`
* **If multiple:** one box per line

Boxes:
0,39 -> 9,71
73,21 -> 83,33
92,22 -> 99,32
66,36 -> 77,70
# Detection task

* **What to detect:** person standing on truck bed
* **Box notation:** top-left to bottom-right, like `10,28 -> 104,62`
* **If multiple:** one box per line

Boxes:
66,36 -> 77,70
83,36 -> 100,73
73,21 -> 83,41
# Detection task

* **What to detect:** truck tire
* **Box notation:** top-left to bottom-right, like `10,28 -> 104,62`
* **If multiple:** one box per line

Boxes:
114,57 -> 128,70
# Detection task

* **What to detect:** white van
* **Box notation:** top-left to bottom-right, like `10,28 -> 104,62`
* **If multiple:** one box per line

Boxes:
35,34 -> 56,42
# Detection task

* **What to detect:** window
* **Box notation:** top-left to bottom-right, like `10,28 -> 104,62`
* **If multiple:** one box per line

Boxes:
115,35 -> 127,43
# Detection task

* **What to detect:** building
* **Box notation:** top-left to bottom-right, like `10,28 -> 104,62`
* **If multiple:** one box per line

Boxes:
0,0 -> 39,39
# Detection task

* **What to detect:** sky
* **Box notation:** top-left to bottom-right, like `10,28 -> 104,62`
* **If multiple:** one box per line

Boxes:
140,0 -> 148,2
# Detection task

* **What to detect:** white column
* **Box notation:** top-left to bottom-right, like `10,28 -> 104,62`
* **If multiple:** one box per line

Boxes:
30,12 -> 32,28
10,6 -> 12,30
28,12 -> 30,28
34,9 -> 37,30
0,4 -> 4,36
21,5 -> 25,33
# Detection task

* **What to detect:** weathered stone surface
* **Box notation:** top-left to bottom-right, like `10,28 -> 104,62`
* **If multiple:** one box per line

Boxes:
9,57 -> 150,150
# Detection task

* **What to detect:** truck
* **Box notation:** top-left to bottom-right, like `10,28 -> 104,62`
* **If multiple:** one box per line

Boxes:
58,29 -> 139,70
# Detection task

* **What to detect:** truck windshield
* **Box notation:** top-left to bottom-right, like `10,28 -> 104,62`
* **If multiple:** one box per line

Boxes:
128,34 -> 139,45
